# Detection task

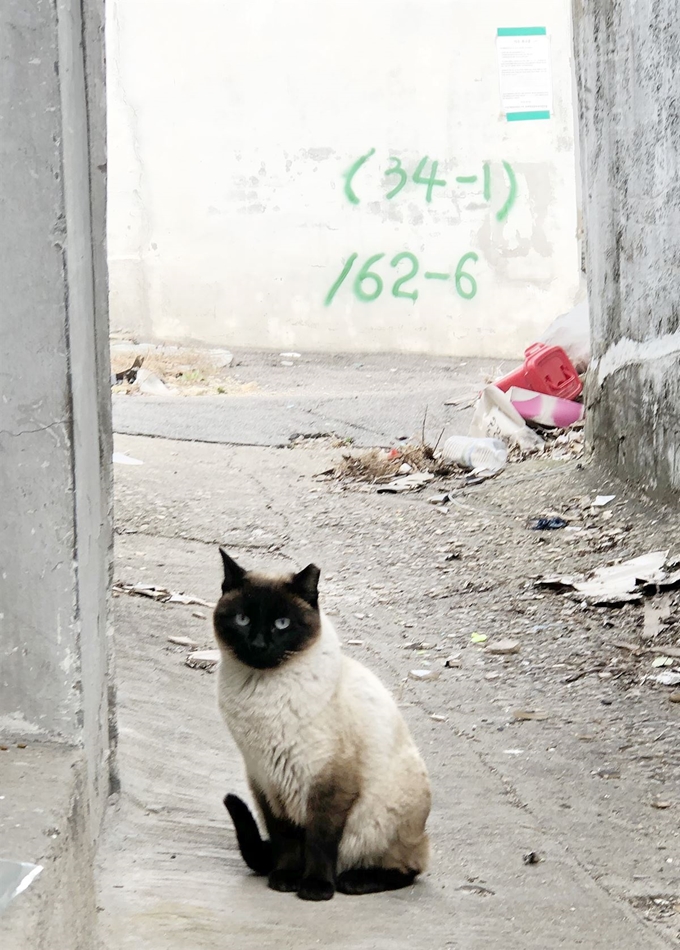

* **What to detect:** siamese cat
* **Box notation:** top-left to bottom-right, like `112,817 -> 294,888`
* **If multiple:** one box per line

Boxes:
214,549 -> 431,901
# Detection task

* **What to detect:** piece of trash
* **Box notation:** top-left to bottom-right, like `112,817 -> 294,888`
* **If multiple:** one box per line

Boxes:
0,860 -> 43,915
464,469 -> 501,486
280,352 -> 301,359
486,638 -> 521,655
531,516 -> 568,531
185,649 -> 220,670
537,550 -> 671,605
522,851 -> 541,865
508,387 -> 585,428
592,495 -> 616,507
430,714 -> 448,722
137,367 -> 170,396
445,656 -> 462,668
408,669 -> 441,681
347,639 -> 364,646
469,385 -> 544,452
503,749 -> 524,755
376,471 -> 434,494
538,299 -> 590,374
643,595 -> 673,639
281,360 -> 295,367
441,434 -> 508,474
512,710 -> 548,721
656,671 -> 680,687
652,656 -> 674,668
112,452 -> 144,466
470,632 -> 488,644
192,611 -> 207,620
494,343 -> 582,400
596,768 -> 621,780
112,355 -> 144,385
167,636 -> 199,649
398,463 -> 413,474
113,583 -> 216,609
651,801 -> 673,810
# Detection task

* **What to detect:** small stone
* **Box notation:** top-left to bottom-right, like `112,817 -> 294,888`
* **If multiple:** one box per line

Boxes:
409,669 -> 441,682
656,671 -> 680,687
347,639 -> 364,646
651,801 -> 673,809
523,851 -> 541,865
445,656 -> 462,668
185,649 -> 220,670
430,714 -> 447,722
485,671 -> 502,681
192,611 -> 207,620
486,639 -> 521,655
168,636 -> 199,649
670,692 -> 680,703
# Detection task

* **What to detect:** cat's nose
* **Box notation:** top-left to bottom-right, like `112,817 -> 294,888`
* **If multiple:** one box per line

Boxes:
251,632 -> 266,649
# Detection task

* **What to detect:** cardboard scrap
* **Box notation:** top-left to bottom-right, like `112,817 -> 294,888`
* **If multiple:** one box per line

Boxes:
536,551 -> 678,605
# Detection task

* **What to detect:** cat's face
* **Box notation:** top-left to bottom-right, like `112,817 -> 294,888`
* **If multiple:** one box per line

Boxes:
213,549 -> 321,670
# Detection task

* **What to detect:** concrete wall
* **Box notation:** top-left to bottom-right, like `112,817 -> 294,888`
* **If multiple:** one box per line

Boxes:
107,0 -> 582,358
573,0 -> 680,495
0,0 -> 112,822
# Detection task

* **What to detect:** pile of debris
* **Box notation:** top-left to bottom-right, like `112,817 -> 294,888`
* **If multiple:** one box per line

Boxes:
110,340 -> 253,396
444,300 -> 590,471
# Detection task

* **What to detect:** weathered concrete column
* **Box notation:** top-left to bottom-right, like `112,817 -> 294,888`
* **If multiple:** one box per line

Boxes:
0,0 -> 112,826
573,0 -> 680,495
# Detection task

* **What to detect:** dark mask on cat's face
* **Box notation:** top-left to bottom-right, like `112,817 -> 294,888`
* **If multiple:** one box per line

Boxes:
213,549 -> 321,670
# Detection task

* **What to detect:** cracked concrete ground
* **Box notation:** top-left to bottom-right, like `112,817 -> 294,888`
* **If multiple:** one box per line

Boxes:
99,355 -> 679,949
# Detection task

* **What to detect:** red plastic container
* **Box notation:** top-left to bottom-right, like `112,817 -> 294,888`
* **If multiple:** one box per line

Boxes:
494,343 -> 582,400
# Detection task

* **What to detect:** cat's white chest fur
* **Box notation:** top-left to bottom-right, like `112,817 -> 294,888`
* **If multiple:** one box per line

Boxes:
217,612 -> 342,823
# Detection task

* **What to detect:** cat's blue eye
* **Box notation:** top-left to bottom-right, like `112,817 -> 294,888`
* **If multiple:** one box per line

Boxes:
274,617 -> 291,631
235,613 -> 250,627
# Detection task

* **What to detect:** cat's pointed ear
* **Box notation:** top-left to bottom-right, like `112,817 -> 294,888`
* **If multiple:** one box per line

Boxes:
290,564 -> 320,608
219,548 -> 246,593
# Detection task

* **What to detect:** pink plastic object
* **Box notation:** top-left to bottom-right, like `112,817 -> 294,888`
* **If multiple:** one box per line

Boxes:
495,343 -> 583,400
508,387 -> 585,428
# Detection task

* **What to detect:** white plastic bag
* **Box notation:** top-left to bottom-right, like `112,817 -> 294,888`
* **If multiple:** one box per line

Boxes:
469,386 -> 544,452
538,299 -> 590,373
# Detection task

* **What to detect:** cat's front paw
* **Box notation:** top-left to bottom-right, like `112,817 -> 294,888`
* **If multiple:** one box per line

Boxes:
297,877 -> 335,901
268,868 -> 302,892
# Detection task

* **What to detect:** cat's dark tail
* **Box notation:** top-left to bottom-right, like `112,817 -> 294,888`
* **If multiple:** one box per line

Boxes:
224,793 -> 273,875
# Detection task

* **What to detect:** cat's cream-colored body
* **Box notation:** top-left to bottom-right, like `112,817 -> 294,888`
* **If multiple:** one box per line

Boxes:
217,612 -> 430,873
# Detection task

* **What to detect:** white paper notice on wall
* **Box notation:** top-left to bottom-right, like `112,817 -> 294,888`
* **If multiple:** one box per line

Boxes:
496,27 -> 552,122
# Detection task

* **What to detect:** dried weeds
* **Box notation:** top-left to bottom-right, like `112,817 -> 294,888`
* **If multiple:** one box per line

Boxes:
110,346 -> 258,397
333,445 -> 460,484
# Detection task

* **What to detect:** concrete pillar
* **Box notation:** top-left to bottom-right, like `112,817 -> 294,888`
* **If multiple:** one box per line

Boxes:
0,0 -> 112,822
573,0 -> 680,495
